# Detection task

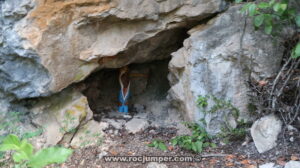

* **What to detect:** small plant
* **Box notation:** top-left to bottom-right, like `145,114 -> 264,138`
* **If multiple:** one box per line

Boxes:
0,134 -> 73,168
171,122 -> 216,153
197,95 -> 240,119
147,139 -> 167,151
236,0 -> 300,58
196,95 -> 208,108
218,119 -> 250,143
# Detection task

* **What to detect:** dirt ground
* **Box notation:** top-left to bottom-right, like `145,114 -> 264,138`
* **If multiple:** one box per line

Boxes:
61,126 -> 300,168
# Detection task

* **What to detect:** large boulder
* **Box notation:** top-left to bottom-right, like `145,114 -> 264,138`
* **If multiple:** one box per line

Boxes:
31,88 -> 93,146
168,5 -> 285,134
285,161 -> 300,168
251,114 -> 282,153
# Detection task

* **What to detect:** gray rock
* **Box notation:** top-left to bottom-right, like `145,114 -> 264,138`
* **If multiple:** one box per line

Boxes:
31,89 -> 93,146
168,5 -> 285,134
251,114 -> 282,153
70,120 -> 108,148
259,163 -> 275,168
102,119 -> 126,130
285,161 -> 300,168
133,104 -> 146,113
98,151 -> 108,160
125,118 -> 149,134
0,0 -> 51,101
147,162 -> 168,168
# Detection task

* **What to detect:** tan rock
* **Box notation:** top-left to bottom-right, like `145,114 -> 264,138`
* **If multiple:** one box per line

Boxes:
31,88 -> 93,146
70,120 -> 108,148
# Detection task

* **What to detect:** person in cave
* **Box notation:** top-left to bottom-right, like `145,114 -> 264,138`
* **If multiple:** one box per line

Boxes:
118,66 -> 131,114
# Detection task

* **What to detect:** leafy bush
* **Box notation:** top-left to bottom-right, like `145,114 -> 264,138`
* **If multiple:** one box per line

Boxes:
237,0 -> 300,58
197,95 -> 240,120
171,122 -> 216,153
147,139 -> 168,151
0,134 -> 73,168
147,123 -> 216,153
218,119 -> 250,143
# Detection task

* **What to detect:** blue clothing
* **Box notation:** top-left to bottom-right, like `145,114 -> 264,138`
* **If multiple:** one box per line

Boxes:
118,89 -> 130,113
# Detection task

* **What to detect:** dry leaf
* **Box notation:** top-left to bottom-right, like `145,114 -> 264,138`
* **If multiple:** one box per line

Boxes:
225,162 -> 234,167
258,80 -> 268,86
240,159 -> 251,165
276,157 -> 286,166
291,155 -> 299,161
168,146 -> 174,151
109,150 -> 118,156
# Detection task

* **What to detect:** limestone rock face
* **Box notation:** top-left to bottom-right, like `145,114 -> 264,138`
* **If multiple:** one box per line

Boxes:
251,114 -> 282,153
31,88 -> 93,146
0,0 -> 51,100
168,6 -> 284,134
0,0 -> 227,102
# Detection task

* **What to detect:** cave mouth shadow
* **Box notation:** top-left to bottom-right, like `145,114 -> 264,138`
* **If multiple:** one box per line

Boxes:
82,59 -> 171,121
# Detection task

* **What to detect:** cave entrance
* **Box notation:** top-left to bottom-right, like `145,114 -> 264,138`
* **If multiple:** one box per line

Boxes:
82,59 -> 171,121
80,27 -> 190,125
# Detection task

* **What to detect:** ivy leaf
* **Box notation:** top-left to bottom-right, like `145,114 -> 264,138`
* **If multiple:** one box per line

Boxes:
0,134 -> 21,151
248,4 -> 257,16
28,147 -> 73,168
210,143 -> 217,148
296,15 -> 300,27
147,143 -> 155,147
264,24 -> 273,34
258,2 -> 270,9
273,3 -> 281,12
273,3 -> 287,13
241,3 -> 251,13
254,14 -> 265,27
195,141 -> 203,153
12,152 -> 29,163
279,3 -> 287,11
291,43 -> 300,58
269,0 -> 275,6
158,143 -> 167,151
20,140 -> 33,158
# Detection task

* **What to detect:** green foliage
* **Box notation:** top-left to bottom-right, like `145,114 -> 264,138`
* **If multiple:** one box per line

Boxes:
21,129 -> 44,140
196,95 -> 208,108
218,119 -> 250,143
291,42 -> 300,58
148,139 -> 167,151
197,95 -> 240,119
147,123 -> 216,153
0,134 -> 73,168
0,112 -> 44,162
171,122 -> 216,153
237,0 -> 300,58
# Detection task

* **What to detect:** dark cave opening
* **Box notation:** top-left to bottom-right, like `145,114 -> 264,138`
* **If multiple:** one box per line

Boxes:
82,59 -> 171,121
80,28 -> 189,122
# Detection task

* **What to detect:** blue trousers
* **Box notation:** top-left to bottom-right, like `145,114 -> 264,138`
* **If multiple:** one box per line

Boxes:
118,90 -> 129,113
118,105 -> 128,113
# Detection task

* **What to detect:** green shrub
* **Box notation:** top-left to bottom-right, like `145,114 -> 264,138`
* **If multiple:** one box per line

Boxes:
0,134 -> 73,168
171,122 -> 216,153
218,120 -> 250,143
148,139 -> 168,151
237,0 -> 300,58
